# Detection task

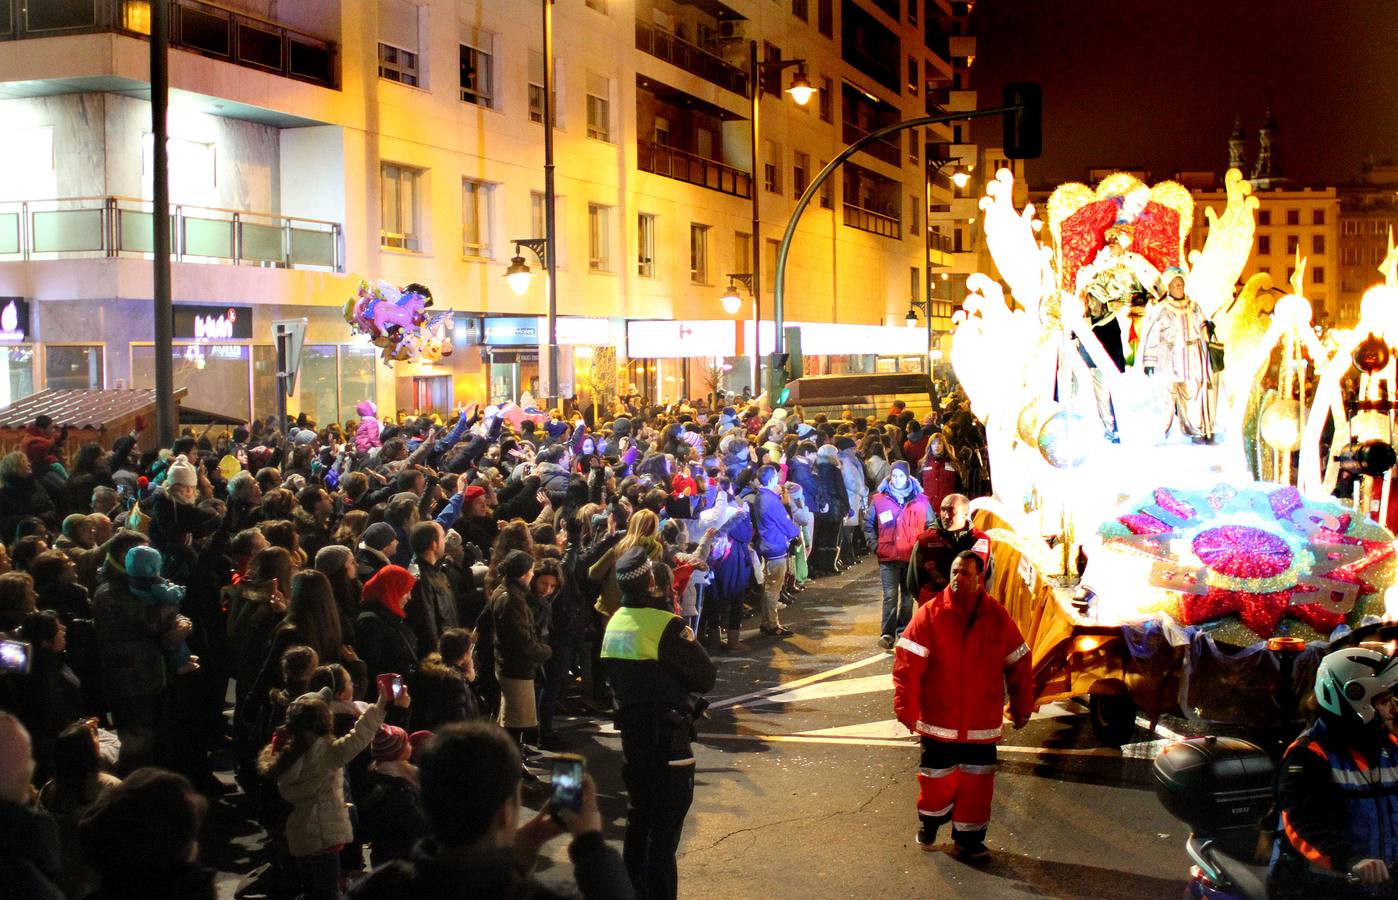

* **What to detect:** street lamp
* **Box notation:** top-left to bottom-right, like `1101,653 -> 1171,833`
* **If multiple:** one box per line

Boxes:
504,238 -> 549,296
748,41 -> 818,397
720,273 -> 756,387
950,166 -> 971,189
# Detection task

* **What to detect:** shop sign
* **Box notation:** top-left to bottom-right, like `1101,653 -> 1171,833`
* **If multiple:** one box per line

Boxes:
484,316 -> 609,347
484,317 -> 539,346
626,320 -> 736,358
0,298 -> 30,342
173,304 -> 253,341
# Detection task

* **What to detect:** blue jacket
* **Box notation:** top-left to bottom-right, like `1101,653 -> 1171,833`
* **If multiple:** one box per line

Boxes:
748,486 -> 800,561
788,458 -> 820,510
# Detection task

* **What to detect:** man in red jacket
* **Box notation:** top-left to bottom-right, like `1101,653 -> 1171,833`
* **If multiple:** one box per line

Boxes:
892,550 -> 1034,861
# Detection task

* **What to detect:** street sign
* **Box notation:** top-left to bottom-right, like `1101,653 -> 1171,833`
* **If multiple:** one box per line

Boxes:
273,318 -> 307,397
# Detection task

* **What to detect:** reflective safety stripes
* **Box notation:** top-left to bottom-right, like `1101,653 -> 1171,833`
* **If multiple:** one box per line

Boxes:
896,636 -> 930,658
959,763 -> 997,775
667,757 -> 697,767
919,804 -> 953,818
952,820 -> 990,831
915,722 -> 1004,741
918,766 -> 956,778
1330,766 -> 1398,787
1004,643 -> 1029,666
1282,810 -> 1334,870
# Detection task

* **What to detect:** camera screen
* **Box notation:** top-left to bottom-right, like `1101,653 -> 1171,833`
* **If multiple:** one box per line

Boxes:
0,640 -> 30,674
550,758 -> 584,813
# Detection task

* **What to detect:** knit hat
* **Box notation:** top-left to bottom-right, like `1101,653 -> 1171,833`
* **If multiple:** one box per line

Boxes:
361,522 -> 397,552
498,549 -> 534,582
835,436 -> 856,451
370,725 -> 409,762
891,460 -> 911,477
166,454 -> 197,488
463,485 -> 486,503
124,544 -> 164,580
615,546 -> 654,584
408,730 -> 434,762
795,422 -> 815,438
363,565 -> 415,617
313,543 -> 352,576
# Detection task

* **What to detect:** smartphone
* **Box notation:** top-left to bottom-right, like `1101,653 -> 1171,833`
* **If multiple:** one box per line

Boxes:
376,672 -> 403,701
550,753 -> 585,815
0,639 -> 31,675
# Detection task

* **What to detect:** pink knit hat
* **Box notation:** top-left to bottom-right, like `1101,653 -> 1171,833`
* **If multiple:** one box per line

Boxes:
370,725 -> 409,762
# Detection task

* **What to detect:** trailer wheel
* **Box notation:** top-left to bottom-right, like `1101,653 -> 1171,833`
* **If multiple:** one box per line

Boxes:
1088,692 -> 1137,748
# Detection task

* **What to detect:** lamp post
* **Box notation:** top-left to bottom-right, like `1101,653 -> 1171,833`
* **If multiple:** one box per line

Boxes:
748,40 -> 816,398
721,273 -> 756,390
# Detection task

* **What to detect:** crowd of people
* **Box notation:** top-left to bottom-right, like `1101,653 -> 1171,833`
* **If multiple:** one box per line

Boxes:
0,385 -> 990,899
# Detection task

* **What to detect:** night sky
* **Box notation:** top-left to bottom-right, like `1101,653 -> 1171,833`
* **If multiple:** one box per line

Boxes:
969,0 -> 1398,188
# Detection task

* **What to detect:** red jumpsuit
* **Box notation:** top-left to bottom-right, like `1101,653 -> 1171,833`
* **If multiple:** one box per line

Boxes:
892,587 -> 1034,845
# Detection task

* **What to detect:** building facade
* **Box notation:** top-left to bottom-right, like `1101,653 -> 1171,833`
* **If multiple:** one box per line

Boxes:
0,0 -> 965,419
1337,163 -> 1398,326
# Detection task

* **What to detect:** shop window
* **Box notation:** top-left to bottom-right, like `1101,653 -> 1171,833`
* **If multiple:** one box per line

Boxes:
339,346 -> 378,424
45,345 -> 103,391
0,345 -> 35,407
133,343 -> 251,422
295,345 -> 340,428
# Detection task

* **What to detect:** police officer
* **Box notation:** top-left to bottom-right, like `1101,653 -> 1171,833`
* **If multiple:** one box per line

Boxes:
601,547 -> 717,900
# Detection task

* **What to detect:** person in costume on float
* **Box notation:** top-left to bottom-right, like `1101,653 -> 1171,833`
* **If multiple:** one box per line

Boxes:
1139,266 -> 1214,444
1074,225 -> 1164,441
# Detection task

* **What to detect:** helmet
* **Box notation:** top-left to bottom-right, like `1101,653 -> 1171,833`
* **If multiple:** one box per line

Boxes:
1315,644 -> 1398,724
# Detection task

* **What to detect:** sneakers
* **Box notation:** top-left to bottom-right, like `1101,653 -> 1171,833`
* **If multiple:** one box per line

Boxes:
878,635 -> 895,651
952,840 -> 991,863
760,624 -> 794,637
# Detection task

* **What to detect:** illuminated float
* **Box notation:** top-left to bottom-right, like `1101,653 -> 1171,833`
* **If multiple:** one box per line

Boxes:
953,166 -> 1398,743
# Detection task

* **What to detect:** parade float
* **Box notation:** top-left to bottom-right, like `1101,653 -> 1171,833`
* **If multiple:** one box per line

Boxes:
954,166 -> 1398,744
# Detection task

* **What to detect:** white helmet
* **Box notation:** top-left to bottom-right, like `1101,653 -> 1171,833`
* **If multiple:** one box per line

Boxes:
1315,644 -> 1398,724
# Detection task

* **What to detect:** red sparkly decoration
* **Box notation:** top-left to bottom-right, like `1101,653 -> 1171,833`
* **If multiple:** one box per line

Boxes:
1269,486 -> 1304,521
1154,488 -> 1196,521
1192,526 -> 1293,578
1058,200 -> 1119,290
1129,203 -> 1182,274
1120,512 -> 1171,535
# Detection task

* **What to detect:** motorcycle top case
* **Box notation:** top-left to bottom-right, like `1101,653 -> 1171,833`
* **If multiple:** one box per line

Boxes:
1153,736 -> 1275,835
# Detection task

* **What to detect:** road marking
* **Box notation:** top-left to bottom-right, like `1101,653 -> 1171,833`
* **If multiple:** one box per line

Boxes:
699,730 -> 1166,759
748,674 -> 894,706
709,651 -> 891,710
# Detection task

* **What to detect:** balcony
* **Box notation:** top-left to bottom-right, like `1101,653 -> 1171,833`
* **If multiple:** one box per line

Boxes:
0,196 -> 342,271
637,140 -> 751,198
843,203 -> 901,240
842,120 -> 901,168
0,0 -> 337,89
635,19 -> 748,97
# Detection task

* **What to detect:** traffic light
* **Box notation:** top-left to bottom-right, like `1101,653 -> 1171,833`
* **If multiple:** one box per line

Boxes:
767,352 -> 791,407
1002,82 -> 1042,160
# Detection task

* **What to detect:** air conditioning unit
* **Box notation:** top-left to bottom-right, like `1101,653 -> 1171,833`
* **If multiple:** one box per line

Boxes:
717,19 -> 745,41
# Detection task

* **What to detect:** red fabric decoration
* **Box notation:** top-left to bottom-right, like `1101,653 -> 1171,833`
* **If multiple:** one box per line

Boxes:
1058,200 -> 1119,290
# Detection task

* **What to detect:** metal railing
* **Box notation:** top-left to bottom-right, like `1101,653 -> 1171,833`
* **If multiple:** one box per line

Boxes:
842,120 -> 901,167
0,0 -> 337,89
0,196 -> 342,271
637,140 -> 752,199
843,202 -> 901,240
635,19 -> 748,97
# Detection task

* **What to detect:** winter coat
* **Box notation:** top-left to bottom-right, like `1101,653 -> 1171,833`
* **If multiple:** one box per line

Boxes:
355,401 -> 382,453
488,582 -> 551,680
0,799 -> 63,899
405,557 -> 458,658
907,525 -> 991,602
355,601 -> 420,690
356,545 -> 391,586
276,702 -> 386,856
919,457 -> 961,512
864,481 -> 934,564
708,506 -> 756,602
292,507 -> 332,560
747,486 -> 800,561
91,566 -> 174,700
814,460 -> 850,521
864,455 -> 890,491
534,461 -> 571,498
358,768 -> 428,866
892,587 -> 1033,744
0,473 -> 57,540
408,657 -> 477,731
225,580 -> 284,696
786,458 -> 821,510
838,449 -> 869,526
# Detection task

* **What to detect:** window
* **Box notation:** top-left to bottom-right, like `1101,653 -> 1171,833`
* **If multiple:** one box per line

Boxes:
793,0 -> 808,21
1286,266 -> 1295,284
819,161 -> 833,209
909,127 -> 919,164
528,50 -> 557,125
1286,235 -> 1299,255
907,57 -> 918,94
793,151 -> 810,196
1258,235 -> 1270,255
735,232 -> 752,274
1258,266 -> 1271,277
819,77 -> 833,122
381,163 -> 423,251
530,192 -> 566,266
1313,209 -> 1326,226
761,43 -> 782,95
1313,234 -> 1325,254
1286,209 -> 1299,226
461,179 -> 493,258
909,195 -> 919,234
1313,266 -> 1325,285
817,0 -> 832,36
45,345 -> 103,391
763,139 -> 782,193
1373,220 -> 1388,235
1343,219 -> 1359,235
910,266 -> 920,301
460,39 -> 493,107
1258,210 -> 1271,226
586,73 -> 611,141
378,43 -> 419,86
588,204 -> 613,272
638,213 -> 656,277
690,224 -> 710,284
1343,246 -> 1361,265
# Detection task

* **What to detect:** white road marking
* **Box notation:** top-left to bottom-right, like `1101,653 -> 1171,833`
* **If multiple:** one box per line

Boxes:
709,651 -> 891,710
699,730 -> 1167,759
748,674 -> 894,706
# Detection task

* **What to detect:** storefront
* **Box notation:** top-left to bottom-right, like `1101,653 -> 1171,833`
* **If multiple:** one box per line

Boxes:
0,297 -> 107,407
624,319 -> 738,403
482,316 -> 615,406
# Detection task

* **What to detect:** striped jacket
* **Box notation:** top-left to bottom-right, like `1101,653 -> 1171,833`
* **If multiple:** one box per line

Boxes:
892,587 -> 1033,744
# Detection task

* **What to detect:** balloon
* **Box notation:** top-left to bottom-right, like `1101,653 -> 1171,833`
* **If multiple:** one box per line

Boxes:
1036,410 -> 1091,468
1259,397 -> 1302,452
344,280 -> 451,365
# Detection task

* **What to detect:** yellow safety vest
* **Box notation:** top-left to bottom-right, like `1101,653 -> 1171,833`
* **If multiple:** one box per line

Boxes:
600,606 -> 674,662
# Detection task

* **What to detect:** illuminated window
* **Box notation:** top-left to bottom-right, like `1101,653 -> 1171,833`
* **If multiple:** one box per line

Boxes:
381,163 -> 423,251
690,223 -> 710,284
638,213 -> 656,277
589,204 -> 613,272
460,40 -> 493,107
461,179 -> 493,259
378,43 -> 419,86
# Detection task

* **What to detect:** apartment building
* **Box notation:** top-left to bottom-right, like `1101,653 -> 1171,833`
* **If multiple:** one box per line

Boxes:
1337,163 -> 1398,326
0,0 -> 960,416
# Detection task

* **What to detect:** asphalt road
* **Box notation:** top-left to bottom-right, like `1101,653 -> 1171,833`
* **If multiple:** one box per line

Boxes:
212,556 -> 1192,898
